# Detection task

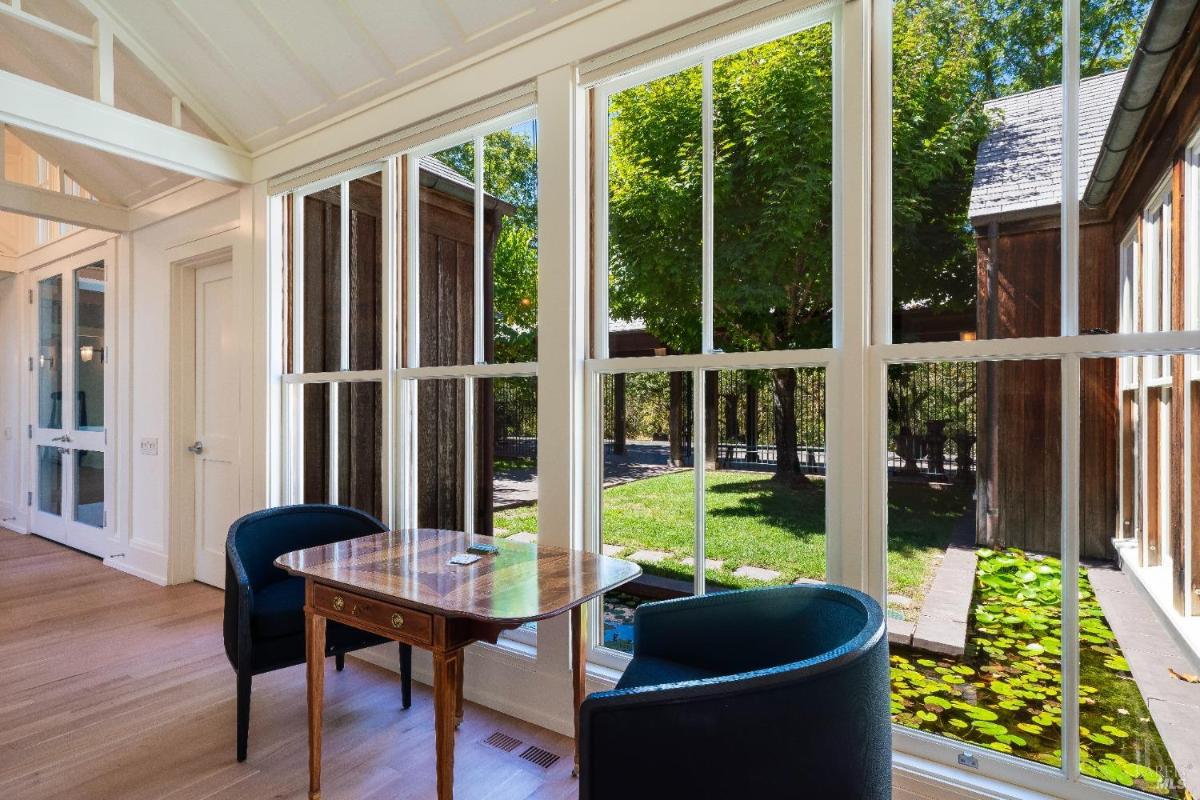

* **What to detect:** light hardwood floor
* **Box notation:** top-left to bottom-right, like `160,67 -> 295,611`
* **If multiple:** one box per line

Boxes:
0,530 -> 578,800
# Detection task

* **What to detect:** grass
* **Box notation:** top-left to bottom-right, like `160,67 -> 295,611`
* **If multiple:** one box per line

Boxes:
494,469 -> 967,599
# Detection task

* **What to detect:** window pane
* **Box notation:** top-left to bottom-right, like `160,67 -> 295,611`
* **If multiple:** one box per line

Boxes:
712,24 -> 833,353
37,275 -> 63,429
703,368 -> 826,591
888,360 -> 1063,767
337,382 -> 383,522
302,189 -> 342,373
302,383 -> 330,504
1083,356 -> 1187,797
417,378 -> 467,529
892,0 -> 1063,343
301,174 -> 384,373
74,450 -> 104,528
606,67 -> 702,357
420,146 -> 478,367
489,376 -> 538,537
600,371 -> 695,653
348,173 -> 383,371
74,262 -> 105,432
36,446 -> 62,516
484,122 -> 538,365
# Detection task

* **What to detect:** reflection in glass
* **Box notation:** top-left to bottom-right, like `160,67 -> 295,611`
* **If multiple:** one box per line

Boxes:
74,450 -> 104,528
704,368 -> 827,593
303,186 -> 342,373
37,446 -> 62,516
38,275 -> 63,429
713,24 -> 833,353
75,262 -> 105,432
484,123 -> 539,364
607,66 -> 702,356
599,371 -> 695,652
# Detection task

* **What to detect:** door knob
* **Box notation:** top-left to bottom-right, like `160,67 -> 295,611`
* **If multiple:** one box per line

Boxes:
187,441 -> 204,455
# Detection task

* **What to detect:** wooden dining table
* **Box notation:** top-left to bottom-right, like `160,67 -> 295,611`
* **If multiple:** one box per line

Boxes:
274,528 -> 641,800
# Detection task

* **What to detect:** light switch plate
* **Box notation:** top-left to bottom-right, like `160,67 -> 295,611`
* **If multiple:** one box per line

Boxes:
140,437 -> 159,456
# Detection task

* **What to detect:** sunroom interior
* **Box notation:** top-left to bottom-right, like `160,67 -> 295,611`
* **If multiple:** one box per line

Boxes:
1,0 -> 1199,798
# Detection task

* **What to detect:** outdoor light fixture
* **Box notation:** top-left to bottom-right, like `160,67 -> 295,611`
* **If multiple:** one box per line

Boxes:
79,344 -> 94,363
960,331 -> 977,341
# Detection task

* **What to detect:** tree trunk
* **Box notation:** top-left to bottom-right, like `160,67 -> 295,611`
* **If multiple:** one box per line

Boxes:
772,368 -> 808,486
705,372 -> 719,469
669,372 -> 685,467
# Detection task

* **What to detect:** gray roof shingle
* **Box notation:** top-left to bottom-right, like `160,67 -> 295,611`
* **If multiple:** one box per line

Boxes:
968,70 -> 1126,222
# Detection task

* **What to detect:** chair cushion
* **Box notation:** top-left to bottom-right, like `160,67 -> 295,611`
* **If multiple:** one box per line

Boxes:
250,577 -> 305,638
616,655 -> 721,690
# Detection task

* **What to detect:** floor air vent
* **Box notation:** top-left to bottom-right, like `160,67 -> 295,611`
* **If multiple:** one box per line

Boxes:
483,731 -> 523,753
519,745 -> 560,769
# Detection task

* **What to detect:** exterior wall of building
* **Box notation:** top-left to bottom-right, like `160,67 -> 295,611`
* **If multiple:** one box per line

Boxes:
974,220 -> 1118,560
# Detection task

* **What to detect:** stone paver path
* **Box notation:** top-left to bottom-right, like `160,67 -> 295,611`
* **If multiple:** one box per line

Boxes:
907,513 -> 976,656
628,549 -> 670,564
602,544 -> 624,557
680,557 -> 725,571
733,565 -> 781,581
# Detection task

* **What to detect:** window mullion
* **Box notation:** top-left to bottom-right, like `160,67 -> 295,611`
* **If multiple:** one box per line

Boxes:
702,58 -> 714,355
327,382 -> 339,505
382,157 -> 398,527
340,181 -> 351,371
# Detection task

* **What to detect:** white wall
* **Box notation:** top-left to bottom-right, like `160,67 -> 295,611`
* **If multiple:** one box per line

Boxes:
0,273 -> 21,528
0,182 -> 256,584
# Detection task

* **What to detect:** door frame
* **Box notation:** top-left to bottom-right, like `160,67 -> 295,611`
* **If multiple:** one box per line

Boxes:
25,240 -> 117,557
167,238 -> 237,585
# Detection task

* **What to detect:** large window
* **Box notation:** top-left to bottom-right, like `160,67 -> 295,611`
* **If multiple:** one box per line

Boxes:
589,10 -> 836,663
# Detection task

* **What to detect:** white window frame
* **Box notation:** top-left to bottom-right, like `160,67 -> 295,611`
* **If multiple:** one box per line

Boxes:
585,3 -> 845,671
280,108 -> 543,649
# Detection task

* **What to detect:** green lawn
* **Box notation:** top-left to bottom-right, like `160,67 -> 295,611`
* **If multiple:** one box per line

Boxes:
494,469 -> 969,601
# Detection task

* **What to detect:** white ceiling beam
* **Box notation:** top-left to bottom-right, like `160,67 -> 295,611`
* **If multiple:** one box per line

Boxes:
0,69 -> 251,184
92,19 -> 114,105
0,179 -> 130,232
78,0 -> 245,150
0,3 -> 94,47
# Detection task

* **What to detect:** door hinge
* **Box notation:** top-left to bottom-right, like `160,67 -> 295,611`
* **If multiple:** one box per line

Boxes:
27,491 -> 32,507
27,424 -> 32,439
28,356 -> 33,372
27,288 -> 33,304
100,345 -> 109,364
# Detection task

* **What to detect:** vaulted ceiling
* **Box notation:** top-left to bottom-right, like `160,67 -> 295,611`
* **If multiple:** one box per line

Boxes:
0,0 -> 618,215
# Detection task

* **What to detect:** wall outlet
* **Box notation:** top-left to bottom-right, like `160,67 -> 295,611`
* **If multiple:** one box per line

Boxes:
139,437 -> 159,456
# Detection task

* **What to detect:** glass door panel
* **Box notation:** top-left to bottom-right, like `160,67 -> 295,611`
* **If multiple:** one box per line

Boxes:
29,255 -> 110,557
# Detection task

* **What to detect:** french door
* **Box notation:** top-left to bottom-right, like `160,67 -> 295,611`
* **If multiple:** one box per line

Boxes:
29,246 -> 112,558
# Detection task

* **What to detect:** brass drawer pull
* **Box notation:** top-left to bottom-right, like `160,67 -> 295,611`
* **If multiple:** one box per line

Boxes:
331,595 -> 345,612
391,613 -> 404,629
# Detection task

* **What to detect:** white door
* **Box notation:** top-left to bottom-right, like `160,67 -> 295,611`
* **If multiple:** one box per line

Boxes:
30,255 -> 111,558
192,260 -> 239,587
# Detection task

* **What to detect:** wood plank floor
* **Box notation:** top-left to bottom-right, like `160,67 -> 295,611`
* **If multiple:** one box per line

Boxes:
0,530 -> 578,800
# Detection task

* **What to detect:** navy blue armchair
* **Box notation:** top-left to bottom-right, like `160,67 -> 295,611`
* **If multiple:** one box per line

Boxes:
223,504 -> 413,762
579,584 -> 890,799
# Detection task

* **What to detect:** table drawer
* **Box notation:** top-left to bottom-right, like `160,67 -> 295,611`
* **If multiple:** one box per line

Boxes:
312,584 -> 433,646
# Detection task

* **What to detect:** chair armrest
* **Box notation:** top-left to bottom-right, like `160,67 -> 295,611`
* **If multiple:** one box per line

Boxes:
223,542 -> 255,671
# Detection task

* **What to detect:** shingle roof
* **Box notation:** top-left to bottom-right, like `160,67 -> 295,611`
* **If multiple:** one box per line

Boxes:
968,70 -> 1126,222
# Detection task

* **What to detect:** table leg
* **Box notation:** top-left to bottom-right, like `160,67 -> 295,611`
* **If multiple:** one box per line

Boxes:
306,610 -> 327,800
433,648 -> 461,800
454,652 -> 465,729
571,604 -> 585,778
